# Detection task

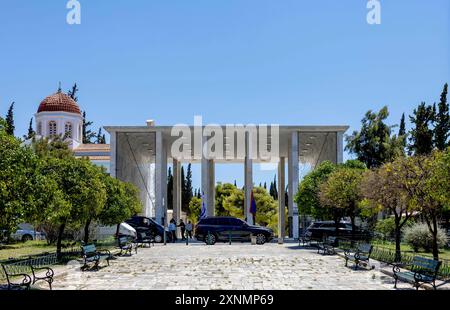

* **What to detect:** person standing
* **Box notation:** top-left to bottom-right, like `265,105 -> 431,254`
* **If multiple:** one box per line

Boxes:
185,221 -> 193,239
178,219 -> 186,241
169,219 -> 177,243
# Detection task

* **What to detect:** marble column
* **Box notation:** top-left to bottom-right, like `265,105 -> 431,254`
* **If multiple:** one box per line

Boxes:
155,131 -> 167,226
278,157 -> 286,244
173,159 -> 182,237
244,131 -> 254,225
288,131 -> 299,239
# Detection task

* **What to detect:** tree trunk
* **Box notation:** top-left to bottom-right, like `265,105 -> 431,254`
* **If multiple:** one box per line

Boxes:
56,222 -> 66,259
432,215 -> 439,261
350,215 -> 356,241
83,219 -> 91,245
394,218 -> 402,262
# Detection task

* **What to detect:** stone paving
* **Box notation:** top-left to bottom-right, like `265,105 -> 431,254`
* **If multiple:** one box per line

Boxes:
49,242 -> 415,290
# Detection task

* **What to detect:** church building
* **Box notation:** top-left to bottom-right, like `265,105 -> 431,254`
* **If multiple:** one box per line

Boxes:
34,89 -> 110,172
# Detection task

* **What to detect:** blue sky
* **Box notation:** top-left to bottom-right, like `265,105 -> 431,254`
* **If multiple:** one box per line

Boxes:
0,0 -> 449,189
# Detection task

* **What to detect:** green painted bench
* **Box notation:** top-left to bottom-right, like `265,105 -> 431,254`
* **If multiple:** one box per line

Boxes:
393,256 -> 441,290
344,243 -> 373,270
317,236 -> 337,255
118,236 -> 135,255
1,262 -> 54,290
81,244 -> 111,270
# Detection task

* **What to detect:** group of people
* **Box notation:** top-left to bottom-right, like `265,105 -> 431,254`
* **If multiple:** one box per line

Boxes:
168,218 -> 193,242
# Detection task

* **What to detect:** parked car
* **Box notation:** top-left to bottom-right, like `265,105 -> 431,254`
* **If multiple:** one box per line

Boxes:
194,216 -> 274,245
305,221 -> 371,241
125,216 -> 171,243
10,229 -> 46,242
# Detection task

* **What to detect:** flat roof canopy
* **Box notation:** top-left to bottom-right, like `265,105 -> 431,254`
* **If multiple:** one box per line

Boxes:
104,125 -> 348,167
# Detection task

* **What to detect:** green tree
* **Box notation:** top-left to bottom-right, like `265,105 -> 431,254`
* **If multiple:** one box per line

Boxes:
23,118 -> 36,140
346,106 -> 400,168
0,126 -> 39,235
434,83 -> 449,150
215,183 -> 238,216
5,102 -> 15,136
167,167 -> 173,210
82,111 -> 96,144
361,159 -> 416,262
188,197 -> 202,223
96,128 -> 106,144
397,151 -> 450,260
295,161 -> 337,220
68,83 -> 79,101
183,164 -> 193,212
98,176 -> 142,230
318,166 -> 365,239
76,161 -> 107,244
409,102 -> 435,155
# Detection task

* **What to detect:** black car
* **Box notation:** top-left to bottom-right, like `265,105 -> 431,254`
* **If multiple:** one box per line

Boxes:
195,216 -> 274,245
126,216 -> 171,243
305,221 -> 371,240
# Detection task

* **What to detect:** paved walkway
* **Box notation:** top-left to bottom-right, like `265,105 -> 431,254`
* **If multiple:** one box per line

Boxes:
48,242 -> 416,290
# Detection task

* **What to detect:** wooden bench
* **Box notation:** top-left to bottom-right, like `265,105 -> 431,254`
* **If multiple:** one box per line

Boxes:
393,256 -> 441,290
81,244 -> 111,270
118,236 -> 135,255
1,262 -> 54,290
133,232 -> 155,248
317,236 -> 337,255
344,243 -> 373,270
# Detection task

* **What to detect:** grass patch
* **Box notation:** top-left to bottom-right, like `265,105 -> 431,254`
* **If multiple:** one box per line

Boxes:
0,237 -> 117,261
0,241 -> 56,261
372,240 -> 450,261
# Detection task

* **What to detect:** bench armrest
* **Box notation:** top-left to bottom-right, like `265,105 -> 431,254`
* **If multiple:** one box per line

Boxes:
32,266 -> 54,278
392,262 -> 411,274
7,273 -> 32,287
97,249 -> 111,257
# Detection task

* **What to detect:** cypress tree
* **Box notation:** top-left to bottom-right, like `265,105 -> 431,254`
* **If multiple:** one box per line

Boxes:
409,102 -> 435,155
5,102 -> 14,136
82,111 -> 96,144
23,118 -> 35,140
167,167 -> 173,210
434,83 -> 449,150
184,163 -> 193,211
68,83 -> 79,102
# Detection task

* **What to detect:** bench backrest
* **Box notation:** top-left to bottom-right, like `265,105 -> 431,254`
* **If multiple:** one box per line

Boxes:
81,244 -> 97,255
357,243 -> 373,255
411,256 -> 441,276
118,237 -> 130,245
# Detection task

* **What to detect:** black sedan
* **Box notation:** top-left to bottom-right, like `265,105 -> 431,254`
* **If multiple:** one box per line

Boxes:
126,216 -> 171,243
195,216 -> 274,245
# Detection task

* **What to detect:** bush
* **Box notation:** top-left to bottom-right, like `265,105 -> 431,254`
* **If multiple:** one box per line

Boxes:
374,217 -> 413,240
404,223 -> 448,252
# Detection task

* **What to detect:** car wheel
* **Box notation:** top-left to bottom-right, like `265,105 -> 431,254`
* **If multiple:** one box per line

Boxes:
22,234 -> 33,242
154,235 -> 163,243
255,233 -> 266,245
205,233 -> 216,245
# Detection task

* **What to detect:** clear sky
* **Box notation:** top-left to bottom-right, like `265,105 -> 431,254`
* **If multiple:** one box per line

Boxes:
0,0 -> 449,189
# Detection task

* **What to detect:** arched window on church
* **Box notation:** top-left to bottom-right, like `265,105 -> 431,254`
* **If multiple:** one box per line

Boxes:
48,121 -> 57,136
65,122 -> 73,138
37,122 -> 42,135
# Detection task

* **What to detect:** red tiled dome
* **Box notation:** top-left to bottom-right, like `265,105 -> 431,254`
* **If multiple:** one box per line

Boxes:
37,92 -> 81,115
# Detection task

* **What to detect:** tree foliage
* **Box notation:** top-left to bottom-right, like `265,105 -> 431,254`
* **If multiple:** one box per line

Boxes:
346,106 -> 403,168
